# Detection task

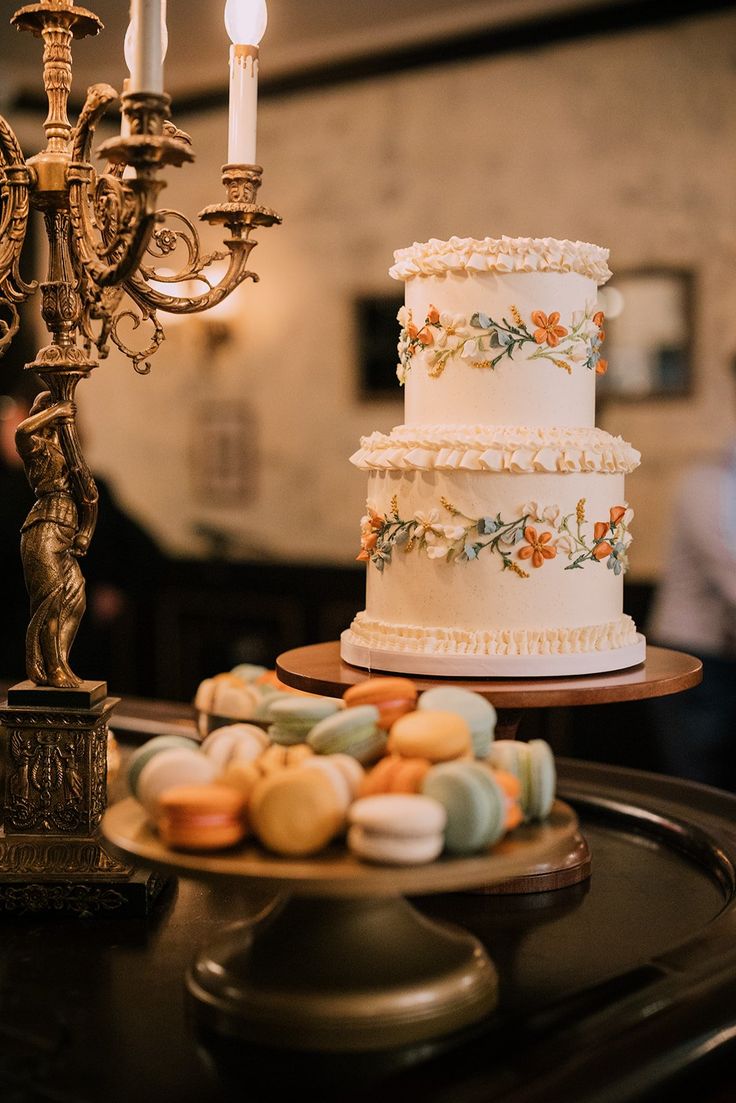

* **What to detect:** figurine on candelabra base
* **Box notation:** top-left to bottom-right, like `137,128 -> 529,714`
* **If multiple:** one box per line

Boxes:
0,681 -> 166,917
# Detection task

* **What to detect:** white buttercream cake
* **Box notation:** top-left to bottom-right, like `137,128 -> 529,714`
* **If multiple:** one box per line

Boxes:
341,236 -> 645,677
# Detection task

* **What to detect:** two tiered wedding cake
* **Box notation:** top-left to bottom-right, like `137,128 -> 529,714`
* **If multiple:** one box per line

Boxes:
342,236 -> 645,676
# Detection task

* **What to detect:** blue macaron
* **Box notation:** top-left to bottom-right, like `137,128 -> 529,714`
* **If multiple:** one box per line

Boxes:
417,687 -> 496,759
421,760 -> 507,855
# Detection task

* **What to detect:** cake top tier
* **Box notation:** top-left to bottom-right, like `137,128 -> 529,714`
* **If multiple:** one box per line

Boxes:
390,236 -> 612,287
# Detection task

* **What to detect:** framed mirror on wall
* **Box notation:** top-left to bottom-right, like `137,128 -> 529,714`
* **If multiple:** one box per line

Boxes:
355,294 -> 404,399
597,268 -> 694,402
355,268 -> 695,404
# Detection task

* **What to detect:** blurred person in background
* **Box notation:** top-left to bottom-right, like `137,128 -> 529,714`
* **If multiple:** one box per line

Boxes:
647,420 -> 736,789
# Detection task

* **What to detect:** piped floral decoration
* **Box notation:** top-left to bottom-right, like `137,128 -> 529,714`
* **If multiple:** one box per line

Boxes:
396,301 -> 607,383
357,496 -> 633,577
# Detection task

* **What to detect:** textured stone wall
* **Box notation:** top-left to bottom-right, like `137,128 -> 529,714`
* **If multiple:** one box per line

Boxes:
79,10 -> 736,580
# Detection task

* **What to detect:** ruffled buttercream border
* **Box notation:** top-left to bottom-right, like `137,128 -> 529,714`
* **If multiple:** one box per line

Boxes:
346,612 -> 638,657
390,236 -> 611,286
351,425 -> 640,474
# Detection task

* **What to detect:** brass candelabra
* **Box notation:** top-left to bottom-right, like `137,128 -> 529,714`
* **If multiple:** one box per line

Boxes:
0,0 -> 279,916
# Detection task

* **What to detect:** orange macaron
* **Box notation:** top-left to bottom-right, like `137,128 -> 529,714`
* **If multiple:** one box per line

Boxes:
156,784 -> 248,851
343,677 -> 418,730
360,754 -> 432,796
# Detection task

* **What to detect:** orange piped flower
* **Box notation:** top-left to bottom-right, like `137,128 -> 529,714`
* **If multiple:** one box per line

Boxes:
593,310 -> 605,327
417,328 -> 434,346
531,310 -> 569,348
427,305 -> 440,325
356,549 -> 371,562
518,526 -> 557,568
596,359 -> 608,375
610,505 -> 626,525
593,541 -> 613,561
368,508 -> 385,531
406,323 -> 418,339
593,521 -> 609,541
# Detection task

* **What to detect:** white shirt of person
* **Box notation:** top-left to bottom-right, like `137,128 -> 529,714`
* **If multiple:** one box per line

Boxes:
649,445 -> 736,659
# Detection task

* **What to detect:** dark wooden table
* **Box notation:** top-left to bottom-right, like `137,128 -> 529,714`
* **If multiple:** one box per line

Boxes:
2,729 -> 736,1102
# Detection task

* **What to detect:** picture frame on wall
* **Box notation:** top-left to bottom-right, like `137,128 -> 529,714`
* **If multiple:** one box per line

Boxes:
355,269 -> 694,405
355,293 -> 404,399
597,267 -> 694,403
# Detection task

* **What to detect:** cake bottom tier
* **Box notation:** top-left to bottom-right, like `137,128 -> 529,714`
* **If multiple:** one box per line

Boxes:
340,620 -> 645,677
345,468 -> 642,677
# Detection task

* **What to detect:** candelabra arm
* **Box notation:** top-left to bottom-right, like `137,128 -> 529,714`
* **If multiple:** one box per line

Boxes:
0,113 -> 36,357
71,82 -> 119,165
127,237 -> 257,317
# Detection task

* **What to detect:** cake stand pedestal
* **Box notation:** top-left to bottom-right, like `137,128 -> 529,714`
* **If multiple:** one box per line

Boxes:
275,643 -> 702,892
102,796 -> 579,1052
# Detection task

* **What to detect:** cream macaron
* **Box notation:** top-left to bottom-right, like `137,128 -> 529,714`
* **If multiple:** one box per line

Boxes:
347,794 -> 447,866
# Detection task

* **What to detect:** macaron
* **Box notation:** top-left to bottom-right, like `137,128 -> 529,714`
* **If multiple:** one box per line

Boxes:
107,730 -> 122,787
417,687 -> 496,759
229,663 -> 269,683
387,710 -> 472,763
253,689 -> 295,721
194,674 -> 262,736
298,757 -> 353,812
347,794 -> 447,866
201,723 -> 270,769
267,696 -> 342,746
127,734 -> 202,799
486,740 -> 556,821
312,753 -> 365,800
487,766 -> 524,831
343,677 -> 418,730
421,760 -> 509,855
156,784 -> 248,851
250,768 -> 346,856
219,760 -> 262,803
137,747 -> 218,815
256,742 -> 314,776
307,705 -> 387,764
360,754 -> 432,797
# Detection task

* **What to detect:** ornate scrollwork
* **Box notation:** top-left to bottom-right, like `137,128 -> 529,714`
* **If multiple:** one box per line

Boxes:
0,114 -> 37,356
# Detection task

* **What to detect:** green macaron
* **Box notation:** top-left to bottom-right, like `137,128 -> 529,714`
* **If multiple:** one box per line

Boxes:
418,687 -> 497,759
267,696 -> 342,746
307,705 -> 386,764
487,739 -> 556,821
526,740 -> 556,820
421,760 -> 507,855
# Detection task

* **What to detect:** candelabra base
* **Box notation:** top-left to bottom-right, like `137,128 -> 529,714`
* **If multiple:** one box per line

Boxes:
0,683 -> 169,918
0,839 -> 168,918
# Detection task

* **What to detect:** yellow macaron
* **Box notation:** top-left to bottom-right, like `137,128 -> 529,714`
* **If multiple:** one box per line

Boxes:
387,710 -> 472,762
250,767 -> 346,856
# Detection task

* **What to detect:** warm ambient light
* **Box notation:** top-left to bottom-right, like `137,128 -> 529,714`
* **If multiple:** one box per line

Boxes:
225,0 -> 268,165
225,0 -> 268,46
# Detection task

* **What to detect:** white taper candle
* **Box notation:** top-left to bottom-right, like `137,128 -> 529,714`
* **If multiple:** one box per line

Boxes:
224,0 -> 268,165
129,0 -> 164,94
228,45 -> 259,164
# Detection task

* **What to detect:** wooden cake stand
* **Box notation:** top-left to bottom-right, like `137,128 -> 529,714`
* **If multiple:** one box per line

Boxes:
276,643 -> 703,893
103,796 -> 579,1052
